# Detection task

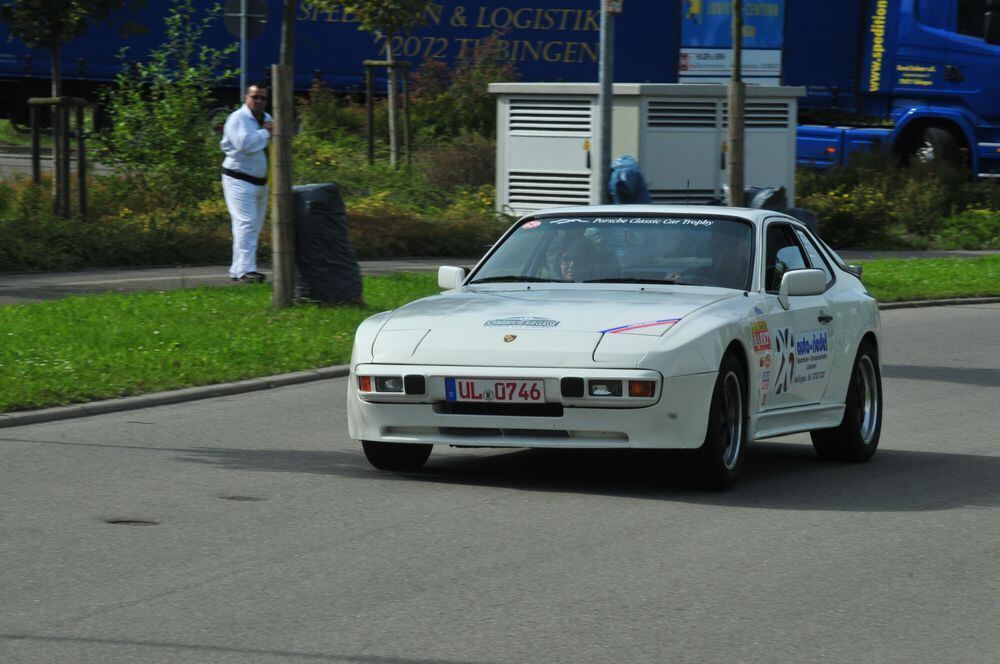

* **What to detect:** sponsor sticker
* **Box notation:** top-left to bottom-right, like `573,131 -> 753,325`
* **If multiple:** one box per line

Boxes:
751,320 -> 771,352
484,316 -> 560,329
522,220 -> 541,229
600,318 -> 682,334
772,327 -> 830,394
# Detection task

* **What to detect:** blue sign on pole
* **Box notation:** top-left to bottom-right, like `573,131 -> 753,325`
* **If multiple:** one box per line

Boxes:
681,0 -> 785,49
678,0 -> 785,83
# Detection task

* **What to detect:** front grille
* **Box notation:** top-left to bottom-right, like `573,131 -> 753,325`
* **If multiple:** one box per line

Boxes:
437,402 -> 565,417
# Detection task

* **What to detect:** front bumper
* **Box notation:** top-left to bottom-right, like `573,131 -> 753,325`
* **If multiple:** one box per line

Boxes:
346,364 -> 717,449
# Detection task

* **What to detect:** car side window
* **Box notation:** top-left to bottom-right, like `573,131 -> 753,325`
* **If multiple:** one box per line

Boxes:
764,224 -> 808,292
795,229 -> 834,285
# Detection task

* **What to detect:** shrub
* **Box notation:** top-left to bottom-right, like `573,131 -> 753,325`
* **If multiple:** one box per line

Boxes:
933,209 -> 1000,249
297,81 -> 367,140
409,32 -> 518,140
346,192 -> 507,258
416,134 -> 496,190
799,183 -> 897,248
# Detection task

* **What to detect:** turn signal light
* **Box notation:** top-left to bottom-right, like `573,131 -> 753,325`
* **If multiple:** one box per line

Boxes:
628,380 -> 656,398
358,376 -> 373,392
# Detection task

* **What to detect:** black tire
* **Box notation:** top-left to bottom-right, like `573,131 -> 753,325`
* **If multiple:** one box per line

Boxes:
361,440 -> 432,471
909,126 -> 962,165
686,353 -> 748,490
810,340 -> 882,462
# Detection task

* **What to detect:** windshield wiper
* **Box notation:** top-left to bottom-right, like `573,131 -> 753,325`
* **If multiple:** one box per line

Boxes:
469,275 -> 569,284
582,277 -> 694,285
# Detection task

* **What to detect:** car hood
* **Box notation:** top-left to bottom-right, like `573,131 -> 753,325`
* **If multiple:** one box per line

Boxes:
371,287 -> 735,367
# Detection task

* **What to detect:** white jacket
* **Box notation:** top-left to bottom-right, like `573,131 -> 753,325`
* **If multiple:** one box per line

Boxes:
220,104 -> 272,179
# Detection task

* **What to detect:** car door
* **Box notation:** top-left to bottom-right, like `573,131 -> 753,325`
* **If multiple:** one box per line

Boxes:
757,220 -> 836,410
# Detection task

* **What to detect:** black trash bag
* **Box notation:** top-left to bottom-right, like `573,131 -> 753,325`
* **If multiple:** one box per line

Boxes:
293,183 -> 364,305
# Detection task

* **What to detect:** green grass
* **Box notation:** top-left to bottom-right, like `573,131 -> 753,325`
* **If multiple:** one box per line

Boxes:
0,273 -> 439,412
0,119 -> 53,149
857,255 -> 1000,302
2,257 -> 998,413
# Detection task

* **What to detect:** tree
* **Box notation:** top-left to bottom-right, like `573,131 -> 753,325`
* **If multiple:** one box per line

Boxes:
96,0 -> 236,232
0,0 -> 132,97
311,0 -> 434,165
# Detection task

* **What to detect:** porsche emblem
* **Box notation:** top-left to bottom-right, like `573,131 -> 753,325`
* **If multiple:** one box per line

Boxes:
503,334 -> 517,343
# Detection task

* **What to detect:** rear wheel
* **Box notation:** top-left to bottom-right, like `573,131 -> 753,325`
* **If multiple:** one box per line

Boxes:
810,340 -> 882,462
685,353 -> 747,490
361,441 -> 433,471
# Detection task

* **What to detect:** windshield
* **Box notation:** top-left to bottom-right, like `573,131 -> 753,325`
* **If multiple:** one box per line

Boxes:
471,214 -> 754,290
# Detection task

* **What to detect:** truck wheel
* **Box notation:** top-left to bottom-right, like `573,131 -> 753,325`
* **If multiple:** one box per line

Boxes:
910,126 -> 962,165
684,353 -> 747,490
362,440 -> 432,471
810,340 -> 882,462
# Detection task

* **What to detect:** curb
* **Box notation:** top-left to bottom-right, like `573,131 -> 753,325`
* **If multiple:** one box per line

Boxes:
877,296 -> 1000,310
2,297 -> 998,429
0,366 -> 348,429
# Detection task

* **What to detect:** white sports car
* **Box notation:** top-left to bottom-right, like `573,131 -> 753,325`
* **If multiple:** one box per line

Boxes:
347,205 -> 882,489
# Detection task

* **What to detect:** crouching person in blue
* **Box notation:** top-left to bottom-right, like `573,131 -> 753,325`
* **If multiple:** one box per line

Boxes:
221,83 -> 272,283
609,154 -> 652,204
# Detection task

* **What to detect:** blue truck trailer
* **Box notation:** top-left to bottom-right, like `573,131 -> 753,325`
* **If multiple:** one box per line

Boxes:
2,1 -> 999,176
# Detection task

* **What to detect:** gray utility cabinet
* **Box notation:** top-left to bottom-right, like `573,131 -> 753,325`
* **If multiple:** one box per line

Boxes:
489,82 -> 804,216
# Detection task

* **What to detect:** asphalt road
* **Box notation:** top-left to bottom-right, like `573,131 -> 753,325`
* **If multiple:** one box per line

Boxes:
1,303 -> 998,664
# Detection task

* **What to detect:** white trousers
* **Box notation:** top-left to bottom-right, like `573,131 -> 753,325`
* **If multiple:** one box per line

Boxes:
222,174 -> 268,278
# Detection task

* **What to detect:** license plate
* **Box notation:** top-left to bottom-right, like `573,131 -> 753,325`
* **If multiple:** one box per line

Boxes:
445,378 -> 545,403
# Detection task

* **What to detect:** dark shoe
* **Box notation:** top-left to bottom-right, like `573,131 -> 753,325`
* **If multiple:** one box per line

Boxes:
236,272 -> 265,283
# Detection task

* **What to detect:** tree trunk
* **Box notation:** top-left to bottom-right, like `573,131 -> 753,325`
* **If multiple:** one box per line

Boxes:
271,0 -> 296,308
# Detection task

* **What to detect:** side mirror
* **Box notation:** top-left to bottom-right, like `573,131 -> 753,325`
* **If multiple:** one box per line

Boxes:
777,268 -> 826,309
438,265 -> 467,289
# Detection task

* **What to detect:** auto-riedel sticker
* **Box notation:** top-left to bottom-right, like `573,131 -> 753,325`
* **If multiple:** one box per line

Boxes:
484,316 -> 560,328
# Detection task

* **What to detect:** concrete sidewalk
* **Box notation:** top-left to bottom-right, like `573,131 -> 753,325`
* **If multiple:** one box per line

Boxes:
0,258 -> 480,305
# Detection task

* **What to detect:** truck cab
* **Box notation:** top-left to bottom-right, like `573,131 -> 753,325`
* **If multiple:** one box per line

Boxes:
794,0 -> 1000,177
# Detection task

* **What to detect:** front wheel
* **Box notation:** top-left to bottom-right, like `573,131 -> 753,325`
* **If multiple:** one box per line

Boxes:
810,339 -> 882,462
908,126 -> 962,165
361,441 -> 433,471
685,353 -> 747,490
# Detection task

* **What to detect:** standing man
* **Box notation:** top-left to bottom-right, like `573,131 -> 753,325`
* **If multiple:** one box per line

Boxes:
221,83 -> 273,283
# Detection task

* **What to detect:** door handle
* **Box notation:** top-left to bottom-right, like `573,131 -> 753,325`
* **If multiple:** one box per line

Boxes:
818,313 -> 833,324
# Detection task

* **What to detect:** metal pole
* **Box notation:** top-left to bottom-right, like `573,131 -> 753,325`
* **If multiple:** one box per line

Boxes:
597,1 -> 615,204
727,0 -> 746,207
240,0 -> 247,96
